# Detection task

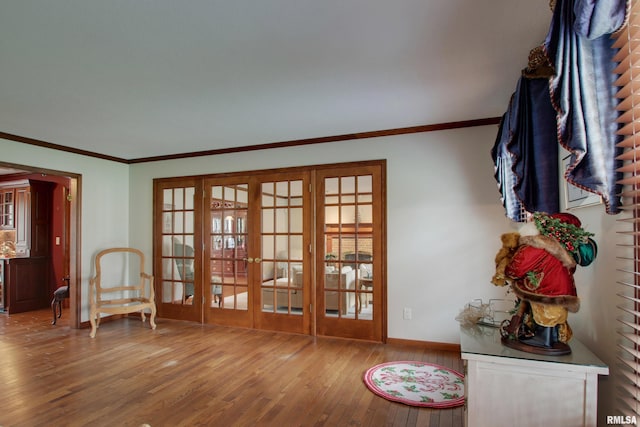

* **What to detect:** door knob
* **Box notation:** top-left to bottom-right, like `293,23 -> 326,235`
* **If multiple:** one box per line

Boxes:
254,258 -> 262,263
245,257 -> 254,263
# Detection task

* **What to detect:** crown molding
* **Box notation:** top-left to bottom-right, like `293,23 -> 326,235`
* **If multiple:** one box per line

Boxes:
1,116 -> 501,165
0,131 -> 129,164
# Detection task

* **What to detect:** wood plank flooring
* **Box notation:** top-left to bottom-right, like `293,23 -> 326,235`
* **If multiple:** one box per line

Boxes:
0,309 -> 464,427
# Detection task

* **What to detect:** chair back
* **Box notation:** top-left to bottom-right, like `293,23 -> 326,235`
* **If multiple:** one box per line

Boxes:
90,247 -> 154,305
173,240 -> 195,282
88,247 -> 156,337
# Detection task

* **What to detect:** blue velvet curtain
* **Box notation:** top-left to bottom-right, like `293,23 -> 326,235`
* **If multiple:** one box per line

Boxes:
492,0 -> 628,221
492,76 -> 560,220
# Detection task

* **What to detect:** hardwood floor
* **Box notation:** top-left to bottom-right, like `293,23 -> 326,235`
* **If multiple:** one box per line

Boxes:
0,309 -> 464,427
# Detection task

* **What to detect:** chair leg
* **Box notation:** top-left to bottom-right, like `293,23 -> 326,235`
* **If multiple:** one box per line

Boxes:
51,297 -> 63,325
149,306 -> 157,330
90,310 -> 98,338
51,297 -> 58,325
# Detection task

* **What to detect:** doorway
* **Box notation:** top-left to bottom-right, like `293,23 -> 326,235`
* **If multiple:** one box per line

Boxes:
0,162 -> 79,327
154,160 -> 385,341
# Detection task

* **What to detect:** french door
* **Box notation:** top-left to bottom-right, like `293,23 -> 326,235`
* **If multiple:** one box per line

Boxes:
315,164 -> 384,342
251,172 -> 312,334
154,161 -> 385,341
155,178 -> 203,322
202,177 -> 253,328
200,172 -> 312,334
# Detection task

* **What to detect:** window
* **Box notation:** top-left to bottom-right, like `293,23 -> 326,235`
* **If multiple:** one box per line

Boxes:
613,1 -> 640,417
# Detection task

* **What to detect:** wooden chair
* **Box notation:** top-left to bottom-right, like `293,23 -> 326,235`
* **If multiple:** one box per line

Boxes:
89,247 -> 157,338
51,276 -> 70,325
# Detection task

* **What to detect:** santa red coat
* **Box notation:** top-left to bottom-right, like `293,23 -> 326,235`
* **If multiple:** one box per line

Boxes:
505,234 -> 580,313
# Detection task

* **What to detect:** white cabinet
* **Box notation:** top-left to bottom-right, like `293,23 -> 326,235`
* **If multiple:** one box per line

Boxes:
460,325 -> 608,427
0,189 -> 14,229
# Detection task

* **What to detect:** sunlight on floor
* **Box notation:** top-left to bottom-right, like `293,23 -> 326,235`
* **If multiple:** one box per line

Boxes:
217,292 -> 373,319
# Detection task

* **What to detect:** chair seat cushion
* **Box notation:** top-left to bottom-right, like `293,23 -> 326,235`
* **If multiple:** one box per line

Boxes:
54,286 -> 69,297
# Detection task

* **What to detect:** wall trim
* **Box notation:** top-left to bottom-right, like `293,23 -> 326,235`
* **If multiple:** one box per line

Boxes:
2,117 -> 501,165
0,131 -> 129,164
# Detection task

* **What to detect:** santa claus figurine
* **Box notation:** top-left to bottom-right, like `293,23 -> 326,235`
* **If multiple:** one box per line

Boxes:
498,212 -> 597,355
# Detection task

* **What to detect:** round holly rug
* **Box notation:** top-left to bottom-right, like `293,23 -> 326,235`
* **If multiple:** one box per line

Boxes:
363,361 -> 465,408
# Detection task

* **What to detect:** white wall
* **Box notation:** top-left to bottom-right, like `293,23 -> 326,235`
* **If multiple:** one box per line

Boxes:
128,125 -> 514,343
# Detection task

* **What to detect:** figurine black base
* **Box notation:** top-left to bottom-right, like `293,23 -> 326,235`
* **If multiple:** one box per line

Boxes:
501,336 -> 571,356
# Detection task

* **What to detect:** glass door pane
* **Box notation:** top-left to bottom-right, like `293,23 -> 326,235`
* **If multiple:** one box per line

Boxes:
323,175 -> 373,320
1,190 -> 14,228
255,173 -> 310,335
260,180 -> 304,315
208,183 -> 249,313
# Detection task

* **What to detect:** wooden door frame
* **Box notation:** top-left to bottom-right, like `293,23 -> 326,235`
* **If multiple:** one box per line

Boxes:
68,175 -> 81,329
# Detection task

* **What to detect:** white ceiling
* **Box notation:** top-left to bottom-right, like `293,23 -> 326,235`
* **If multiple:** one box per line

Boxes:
0,1 -> 552,161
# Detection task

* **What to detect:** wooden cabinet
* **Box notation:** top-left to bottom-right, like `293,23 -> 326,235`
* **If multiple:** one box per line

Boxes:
211,209 -> 247,280
0,259 -> 4,311
211,244 -> 247,278
0,179 -> 54,314
460,325 -> 609,427
25,180 -> 53,257
4,256 -> 50,314
0,179 -> 53,257
15,185 -> 29,255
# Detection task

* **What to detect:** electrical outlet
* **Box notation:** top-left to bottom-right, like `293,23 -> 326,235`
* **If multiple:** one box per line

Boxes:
403,307 -> 412,320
